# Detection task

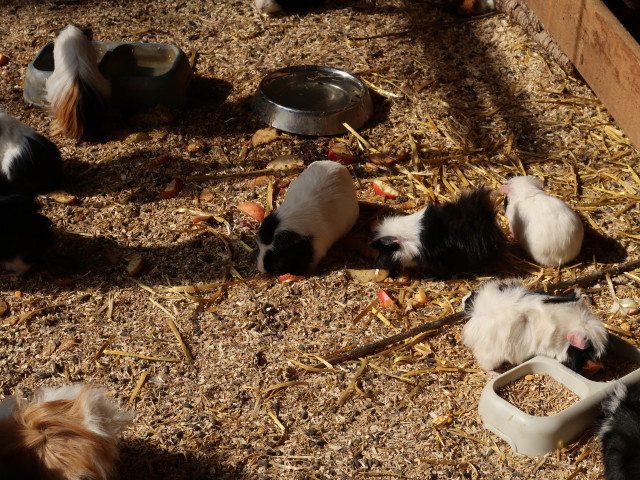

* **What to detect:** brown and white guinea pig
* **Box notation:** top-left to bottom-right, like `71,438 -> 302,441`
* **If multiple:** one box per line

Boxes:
462,278 -> 608,373
0,384 -> 133,480
46,25 -> 110,139
370,188 -> 506,278
0,193 -> 54,275
254,0 -> 324,13
597,382 -> 640,480
256,160 -> 359,275
0,109 -> 63,194
502,176 -> 584,267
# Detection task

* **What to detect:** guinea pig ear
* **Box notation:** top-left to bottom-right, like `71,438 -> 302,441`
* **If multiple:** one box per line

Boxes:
370,236 -> 400,251
567,331 -> 588,349
499,184 -> 511,194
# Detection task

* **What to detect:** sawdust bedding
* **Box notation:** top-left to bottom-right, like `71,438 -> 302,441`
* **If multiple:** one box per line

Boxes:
1,0 -> 640,478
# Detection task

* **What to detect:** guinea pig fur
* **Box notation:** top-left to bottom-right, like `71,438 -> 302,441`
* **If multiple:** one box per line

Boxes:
370,188 -> 506,277
0,193 -> 54,275
502,176 -> 584,267
256,160 -> 359,275
0,384 -> 133,480
0,109 -> 63,194
46,25 -> 110,139
254,0 -> 324,13
597,382 -> 640,480
462,279 -> 608,372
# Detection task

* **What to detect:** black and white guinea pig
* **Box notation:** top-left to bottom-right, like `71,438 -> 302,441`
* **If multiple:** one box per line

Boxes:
254,0 -> 324,13
597,382 -> 640,480
370,188 -> 506,278
256,160 -> 359,275
0,193 -> 54,275
0,384 -> 133,480
502,176 -> 584,267
46,24 -> 110,139
462,278 -> 608,373
0,109 -> 63,194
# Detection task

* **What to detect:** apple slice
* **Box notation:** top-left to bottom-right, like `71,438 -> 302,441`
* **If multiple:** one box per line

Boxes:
251,127 -> 279,146
125,253 -> 145,277
266,155 -> 304,171
47,190 -> 78,205
160,178 -> 183,199
327,145 -> 356,164
372,180 -> 399,199
237,202 -> 265,222
378,288 -> 397,309
346,268 -> 390,283
278,273 -> 303,283
193,215 -> 213,223
250,175 -> 277,187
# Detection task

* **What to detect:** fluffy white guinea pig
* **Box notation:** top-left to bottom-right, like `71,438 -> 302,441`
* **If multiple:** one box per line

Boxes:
0,384 -> 133,480
256,160 -> 359,275
462,278 -> 608,373
46,25 -> 110,139
501,176 -> 584,267
597,382 -> 640,480
0,109 -> 63,194
254,0 -> 324,13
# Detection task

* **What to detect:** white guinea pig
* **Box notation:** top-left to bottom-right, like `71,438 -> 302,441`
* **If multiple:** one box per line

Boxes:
462,278 -> 608,372
597,382 -> 640,480
254,0 -> 324,13
46,25 -> 110,139
256,160 -> 359,275
501,176 -> 584,267
0,109 -> 63,194
370,188 -> 506,278
0,385 -> 133,480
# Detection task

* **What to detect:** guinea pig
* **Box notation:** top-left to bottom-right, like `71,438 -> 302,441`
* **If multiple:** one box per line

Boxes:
0,193 -> 54,275
597,382 -> 640,480
256,160 -> 359,275
0,109 -> 63,194
501,176 -> 584,267
462,279 -> 608,373
370,188 -> 506,278
254,0 -> 324,13
46,25 -> 110,139
0,384 -> 133,480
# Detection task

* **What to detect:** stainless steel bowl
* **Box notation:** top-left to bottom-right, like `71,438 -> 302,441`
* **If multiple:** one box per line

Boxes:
251,65 -> 373,136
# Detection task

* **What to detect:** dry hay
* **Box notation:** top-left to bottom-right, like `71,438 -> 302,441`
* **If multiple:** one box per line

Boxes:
1,0 -> 640,479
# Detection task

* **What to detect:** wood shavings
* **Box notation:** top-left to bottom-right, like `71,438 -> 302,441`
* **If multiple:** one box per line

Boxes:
496,374 -> 580,416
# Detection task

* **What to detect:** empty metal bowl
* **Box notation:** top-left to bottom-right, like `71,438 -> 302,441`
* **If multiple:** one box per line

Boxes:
251,65 -> 373,136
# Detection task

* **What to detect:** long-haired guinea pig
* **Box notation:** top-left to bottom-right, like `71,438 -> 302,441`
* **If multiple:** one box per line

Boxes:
0,193 -> 54,275
0,384 -> 133,480
46,25 -> 110,139
501,176 -> 584,267
370,188 -> 506,278
0,109 -> 63,194
462,278 -> 608,373
254,0 -> 324,13
597,382 -> 640,480
256,160 -> 359,275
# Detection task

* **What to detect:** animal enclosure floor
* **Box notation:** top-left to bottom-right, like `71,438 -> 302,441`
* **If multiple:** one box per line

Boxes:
1,0 -> 640,479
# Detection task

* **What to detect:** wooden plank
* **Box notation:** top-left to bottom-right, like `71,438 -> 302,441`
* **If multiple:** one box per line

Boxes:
524,0 -> 640,148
